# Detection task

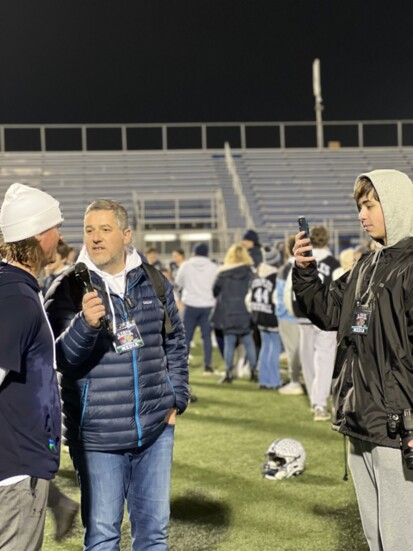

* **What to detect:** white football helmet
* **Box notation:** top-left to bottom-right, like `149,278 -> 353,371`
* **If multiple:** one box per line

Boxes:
262,438 -> 306,480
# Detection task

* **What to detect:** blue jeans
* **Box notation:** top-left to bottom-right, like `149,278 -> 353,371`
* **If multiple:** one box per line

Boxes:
258,330 -> 282,388
182,305 -> 213,367
223,333 -> 257,373
71,425 -> 175,551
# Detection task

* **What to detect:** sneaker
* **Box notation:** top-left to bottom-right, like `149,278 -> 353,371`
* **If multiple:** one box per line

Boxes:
313,406 -> 331,422
249,370 -> 258,382
203,366 -> 215,375
219,373 -> 233,384
278,382 -> 304,396
189,392 -> 198,403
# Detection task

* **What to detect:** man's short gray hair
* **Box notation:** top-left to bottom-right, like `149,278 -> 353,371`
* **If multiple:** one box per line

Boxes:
85,200 -> 129,231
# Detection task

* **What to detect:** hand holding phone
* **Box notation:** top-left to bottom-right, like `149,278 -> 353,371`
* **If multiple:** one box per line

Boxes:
297,217 -> 312,257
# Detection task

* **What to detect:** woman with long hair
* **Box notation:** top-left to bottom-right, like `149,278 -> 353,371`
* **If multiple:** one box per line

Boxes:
211,243 -> 257,383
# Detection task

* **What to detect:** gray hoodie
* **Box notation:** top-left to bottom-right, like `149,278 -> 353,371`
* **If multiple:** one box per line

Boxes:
175,256 -> 218,307
356,169 -> 413,247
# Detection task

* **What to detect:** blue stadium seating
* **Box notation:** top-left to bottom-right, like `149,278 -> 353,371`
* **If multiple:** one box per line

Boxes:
1,148 -> 413,251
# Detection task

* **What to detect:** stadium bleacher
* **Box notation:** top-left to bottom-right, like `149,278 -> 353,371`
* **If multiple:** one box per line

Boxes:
1,147 -> 413,252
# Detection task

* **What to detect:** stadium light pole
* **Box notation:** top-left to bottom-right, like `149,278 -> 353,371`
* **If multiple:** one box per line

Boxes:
313,58 -> 324,149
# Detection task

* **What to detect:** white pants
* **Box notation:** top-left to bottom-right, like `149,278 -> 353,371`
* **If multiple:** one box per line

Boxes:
349,438 -> 413,551
278,319 -> 301,383
299,324 -> 336,408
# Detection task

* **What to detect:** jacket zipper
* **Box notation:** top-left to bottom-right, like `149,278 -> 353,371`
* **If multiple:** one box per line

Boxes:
79,381 -> 90,437
124,272 -> 144,446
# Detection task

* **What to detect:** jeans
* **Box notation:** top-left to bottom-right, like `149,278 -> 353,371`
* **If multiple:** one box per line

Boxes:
223,333 -> 257,373
71,425 -> 175,551
182,305 -> 213,366
258,330 -> 282,388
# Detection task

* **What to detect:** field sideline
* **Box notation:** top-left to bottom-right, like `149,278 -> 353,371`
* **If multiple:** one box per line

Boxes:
43,334 -> 368,550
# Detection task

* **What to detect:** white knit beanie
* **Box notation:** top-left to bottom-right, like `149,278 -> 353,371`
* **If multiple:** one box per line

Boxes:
0,183 -> 64,243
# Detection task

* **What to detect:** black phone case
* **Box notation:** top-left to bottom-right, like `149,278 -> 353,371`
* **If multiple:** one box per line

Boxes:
297,217 -> 311,257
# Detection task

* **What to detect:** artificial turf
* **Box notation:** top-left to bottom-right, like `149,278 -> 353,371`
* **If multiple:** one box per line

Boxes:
43,335 -> 368,550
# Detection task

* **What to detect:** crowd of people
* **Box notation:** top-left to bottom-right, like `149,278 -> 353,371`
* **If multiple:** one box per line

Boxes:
1,168 -> 413,550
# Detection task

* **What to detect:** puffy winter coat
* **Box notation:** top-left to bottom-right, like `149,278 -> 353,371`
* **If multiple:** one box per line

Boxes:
45,264 -> 188,451
211,263 -> 254,335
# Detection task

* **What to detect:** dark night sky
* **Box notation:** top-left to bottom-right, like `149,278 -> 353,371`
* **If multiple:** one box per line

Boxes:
0,1 -> 413,124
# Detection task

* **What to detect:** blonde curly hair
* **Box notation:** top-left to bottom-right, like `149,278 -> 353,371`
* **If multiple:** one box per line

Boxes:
223,243 -> 253,267
0,237 -> 44,273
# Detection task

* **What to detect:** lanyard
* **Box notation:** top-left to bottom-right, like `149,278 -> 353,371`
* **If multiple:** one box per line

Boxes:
354,249 -> 383,307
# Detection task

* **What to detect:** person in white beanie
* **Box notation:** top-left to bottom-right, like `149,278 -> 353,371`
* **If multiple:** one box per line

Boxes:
0,183 -> 66,550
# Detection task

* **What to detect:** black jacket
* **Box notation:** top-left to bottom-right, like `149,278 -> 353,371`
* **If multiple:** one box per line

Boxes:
0,263 -> 61,480
211,264 -> 254,335
293,238 -> 413,448
248,263 -> 278,331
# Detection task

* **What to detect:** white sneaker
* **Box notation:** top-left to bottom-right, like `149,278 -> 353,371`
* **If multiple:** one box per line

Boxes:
278,382 -> 304,396
313,406 -> 331,422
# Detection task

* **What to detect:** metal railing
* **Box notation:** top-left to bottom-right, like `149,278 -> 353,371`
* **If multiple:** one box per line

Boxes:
1,119 -> 413,152
224,142 -> 254,229
131,189 -> 229,254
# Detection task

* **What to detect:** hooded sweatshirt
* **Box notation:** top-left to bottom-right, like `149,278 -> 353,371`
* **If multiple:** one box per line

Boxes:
175,255 -> 218,308
0,263 -> 61,480
292,169 -> 413,447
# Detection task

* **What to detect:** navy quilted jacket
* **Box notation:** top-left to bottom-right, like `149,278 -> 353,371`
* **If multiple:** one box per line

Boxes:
45,265 -> 189,450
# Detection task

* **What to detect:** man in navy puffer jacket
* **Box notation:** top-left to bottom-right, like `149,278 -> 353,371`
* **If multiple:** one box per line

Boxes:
45,199 -> 189,551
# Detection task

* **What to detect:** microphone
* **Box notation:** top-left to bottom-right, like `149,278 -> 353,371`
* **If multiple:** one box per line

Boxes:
74,262 -> 109,331
74,262 -> 94,293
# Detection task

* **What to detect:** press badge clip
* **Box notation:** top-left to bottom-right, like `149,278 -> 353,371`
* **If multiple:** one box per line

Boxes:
351,302 -> 372,336
113,320 -> 144,354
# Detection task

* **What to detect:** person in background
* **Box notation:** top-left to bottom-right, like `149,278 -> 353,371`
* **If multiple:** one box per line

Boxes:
275,235 -> 304,396
246,248 -> 281,390
274,240 -> 285,267
292,169 -> 413,550
175,243 -> 218,374
332,247 -> 355,280
169,248 -> 186,312
169,248 -> 185,282
242,229 -> 263,268
296,225 -> 340,421
145,246 -> 164,271
211,243 -> 257,383
66,245 -> 78,265
42,238 -> 72,294
0,183 -> 64,550
45,199 -> 189,550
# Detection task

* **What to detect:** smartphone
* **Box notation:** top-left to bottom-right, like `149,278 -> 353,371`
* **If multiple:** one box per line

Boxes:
297,216 -> 312,257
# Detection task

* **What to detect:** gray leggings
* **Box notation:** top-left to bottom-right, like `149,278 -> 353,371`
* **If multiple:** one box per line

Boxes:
349,438 -> 413,551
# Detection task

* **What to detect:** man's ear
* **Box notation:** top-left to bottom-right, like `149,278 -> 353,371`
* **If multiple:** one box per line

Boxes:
124,228 -> 133,245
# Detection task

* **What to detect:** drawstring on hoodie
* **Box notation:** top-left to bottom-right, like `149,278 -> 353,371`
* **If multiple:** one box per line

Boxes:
355,247 -> 383,306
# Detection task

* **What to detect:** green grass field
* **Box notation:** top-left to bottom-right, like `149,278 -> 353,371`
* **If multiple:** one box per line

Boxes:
43,335 -> 368,550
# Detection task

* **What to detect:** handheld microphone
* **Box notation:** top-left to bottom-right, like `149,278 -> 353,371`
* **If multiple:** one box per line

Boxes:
74,262 -> 109,331
74,262 -> 95,293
